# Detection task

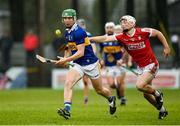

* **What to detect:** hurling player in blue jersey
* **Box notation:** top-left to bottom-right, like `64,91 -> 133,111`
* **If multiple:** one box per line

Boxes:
55,9 -> 116,119
100,22 -> 131,105
76,18 -> 96,105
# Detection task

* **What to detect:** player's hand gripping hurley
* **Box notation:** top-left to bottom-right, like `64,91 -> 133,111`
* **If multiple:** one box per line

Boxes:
36,54 -> 74,67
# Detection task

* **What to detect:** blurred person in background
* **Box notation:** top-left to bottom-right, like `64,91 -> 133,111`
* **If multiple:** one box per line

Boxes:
99,22 -> 132,105
171,34 -> 180,68
23,29 -> 39,66
114,25 -> 123,35
77,18 -> 96,105
114,24 -> 133,105
90,15 -> 171,119
55,9 -> 116,119
0,30 -> 13,73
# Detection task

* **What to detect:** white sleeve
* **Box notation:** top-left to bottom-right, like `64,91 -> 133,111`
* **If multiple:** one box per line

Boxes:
141,28 -> 153,37
113,35 -> 118,41
148,28 -> 153,37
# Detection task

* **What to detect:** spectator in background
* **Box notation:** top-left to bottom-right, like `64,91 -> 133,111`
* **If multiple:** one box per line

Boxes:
171,34 -> 180,68
0,31 -> 13,72
23,30 -> 39,66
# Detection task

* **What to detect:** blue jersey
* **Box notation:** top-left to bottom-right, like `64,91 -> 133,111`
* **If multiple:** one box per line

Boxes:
65,23 -> 98,66
86,31 -> 95,44
100,37 -> 123,66
86,31 -> 92,37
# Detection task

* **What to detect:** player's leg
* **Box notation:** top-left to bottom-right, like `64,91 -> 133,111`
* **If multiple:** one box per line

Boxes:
116,73 -> 126,105
143,88 -> 168,119
86,63 -> 116,114
82,75 -> 90,104
57,68 -> 83,119
91,76 -> 116,114
136,72 -> 168,119
103,67 -> 114,95
106,76 -> 115,89
135,72 -> 155,94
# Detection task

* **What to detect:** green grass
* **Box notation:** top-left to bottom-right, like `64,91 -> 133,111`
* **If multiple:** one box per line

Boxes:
0,88 -> 180,125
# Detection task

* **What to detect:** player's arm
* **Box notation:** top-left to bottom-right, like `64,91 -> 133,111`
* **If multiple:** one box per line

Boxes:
150,28 -> 171,58
116,48 -> 126,66
55,44 -> 85,65
64,46 -> 71,58
89,35 -> 116,43
91,43 -> 97,54
64,44 -> 85,62
127,54 -> 133,67
122,48 -> 133,67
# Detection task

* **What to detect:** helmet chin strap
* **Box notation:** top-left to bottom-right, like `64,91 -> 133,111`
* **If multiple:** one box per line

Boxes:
107,33 -> 114,35
65,22 -> 76,30
123,26 -> 134,33
123,29 -> 129,32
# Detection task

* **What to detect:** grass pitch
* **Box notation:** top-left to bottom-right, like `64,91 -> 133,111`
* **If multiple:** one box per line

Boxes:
0,88 -> 180,125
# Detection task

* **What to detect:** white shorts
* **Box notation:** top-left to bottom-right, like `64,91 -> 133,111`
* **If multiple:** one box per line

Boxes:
137,63 -> 159,77
70,61 -> 100,80
105,66 -> 126,77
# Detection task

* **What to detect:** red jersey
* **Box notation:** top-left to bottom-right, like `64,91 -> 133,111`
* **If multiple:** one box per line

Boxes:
115,28 -> 158,67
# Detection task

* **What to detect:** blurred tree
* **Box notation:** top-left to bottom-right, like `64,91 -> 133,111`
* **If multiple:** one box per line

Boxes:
37,0 -> 46,87
147,0 -> 153,26
126,0 -> 134,16
9,0 -> 24,41
154,0 -> 170,48
156,0 -> 169,34
71,0 -> 79,14
99,0 -> 107,34
24,0 -> 38,31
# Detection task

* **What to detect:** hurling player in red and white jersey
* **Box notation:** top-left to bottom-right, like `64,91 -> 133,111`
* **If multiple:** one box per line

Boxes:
90,15 -> 171,119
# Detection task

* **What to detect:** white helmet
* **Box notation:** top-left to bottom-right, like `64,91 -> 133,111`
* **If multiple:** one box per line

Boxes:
77,18 -> 86,29
120,15 -> 136,25
105,22 -> 115,28
114,25 -> 123,34
114,25 -> 122,30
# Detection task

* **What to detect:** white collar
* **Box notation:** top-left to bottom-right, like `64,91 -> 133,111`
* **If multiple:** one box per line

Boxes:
126,28 -> 136,37
67,23 -> 78,33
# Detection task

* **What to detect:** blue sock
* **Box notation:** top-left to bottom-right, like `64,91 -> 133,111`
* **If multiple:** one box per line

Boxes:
64,102 -> 71,112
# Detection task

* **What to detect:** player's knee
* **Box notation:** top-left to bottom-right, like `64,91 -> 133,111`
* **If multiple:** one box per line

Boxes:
120,80 -> 125,85
65,80 -> 74,88
108,80 -> 115,88
83,82 -> 88,86
95,88 -> 103,95
136,83 -> 145,91
109,83 -> 115,88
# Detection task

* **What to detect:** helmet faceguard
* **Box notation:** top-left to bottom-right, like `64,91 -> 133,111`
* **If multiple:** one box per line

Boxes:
120,15 -> 136,26
119,15 -> 136,32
